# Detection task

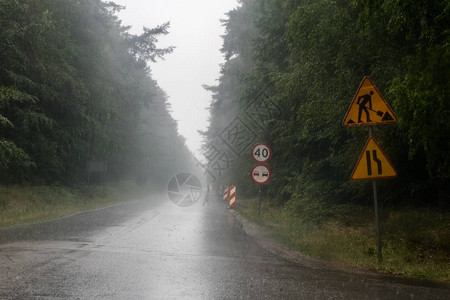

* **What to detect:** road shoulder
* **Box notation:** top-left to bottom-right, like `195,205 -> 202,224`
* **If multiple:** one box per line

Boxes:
229,208 -> 450,291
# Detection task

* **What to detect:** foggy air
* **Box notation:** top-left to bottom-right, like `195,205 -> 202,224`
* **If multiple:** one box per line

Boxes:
0,0 -> 449,299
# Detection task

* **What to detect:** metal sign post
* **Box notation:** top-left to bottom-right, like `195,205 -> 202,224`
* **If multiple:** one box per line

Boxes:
369,127 -> 382,262
373,180 -> 382,261
258,186 -> 262,216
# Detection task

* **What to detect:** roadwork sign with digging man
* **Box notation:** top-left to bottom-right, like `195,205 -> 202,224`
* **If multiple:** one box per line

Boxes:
343,77 -> 397,126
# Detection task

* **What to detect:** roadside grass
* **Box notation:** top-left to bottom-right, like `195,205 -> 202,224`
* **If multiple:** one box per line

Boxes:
0,181 -> 146,227
237,198 -> 450,283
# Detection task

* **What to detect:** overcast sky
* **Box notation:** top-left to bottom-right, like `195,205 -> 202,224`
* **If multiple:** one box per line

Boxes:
113,0 -> 239,158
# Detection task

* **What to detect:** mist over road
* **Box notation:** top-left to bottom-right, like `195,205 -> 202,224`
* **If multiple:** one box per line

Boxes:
0,192 -> 448,299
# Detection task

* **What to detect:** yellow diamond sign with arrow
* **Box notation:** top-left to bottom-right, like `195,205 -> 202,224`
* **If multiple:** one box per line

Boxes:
343,77 -> 397,126
352,137 -> 397,180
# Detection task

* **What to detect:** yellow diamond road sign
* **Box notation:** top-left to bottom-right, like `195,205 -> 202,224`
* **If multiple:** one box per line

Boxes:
352,137 -> 397,180
343,77 -> 397,126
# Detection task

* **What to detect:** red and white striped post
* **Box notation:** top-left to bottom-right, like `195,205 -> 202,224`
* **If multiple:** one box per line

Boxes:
223,186 -> 229,201
229,185 -> 236,208
219,185 -> 223,196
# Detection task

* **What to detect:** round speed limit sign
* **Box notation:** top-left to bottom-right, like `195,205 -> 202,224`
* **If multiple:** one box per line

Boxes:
252,143 -> 272,163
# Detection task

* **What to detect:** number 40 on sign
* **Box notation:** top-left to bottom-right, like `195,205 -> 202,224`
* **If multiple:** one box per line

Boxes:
252,143 -> 272,163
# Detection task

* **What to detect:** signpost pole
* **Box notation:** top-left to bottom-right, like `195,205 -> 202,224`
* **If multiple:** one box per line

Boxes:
258,186 -> 262,216
373,180 -> 382,262
369,126 -> 382,262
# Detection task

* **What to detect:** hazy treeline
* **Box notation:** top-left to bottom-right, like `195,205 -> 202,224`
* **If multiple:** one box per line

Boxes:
205,0 -> 449,209
0,0 -> 191,185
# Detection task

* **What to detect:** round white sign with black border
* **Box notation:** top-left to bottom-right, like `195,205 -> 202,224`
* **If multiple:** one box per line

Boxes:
251,164 -> 271,184
252,143 -> 272,163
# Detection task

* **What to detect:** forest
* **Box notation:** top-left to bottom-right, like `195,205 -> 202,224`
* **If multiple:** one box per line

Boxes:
0,0 -> 192,186
205,0 -> 449,210
1,0 -> 448,208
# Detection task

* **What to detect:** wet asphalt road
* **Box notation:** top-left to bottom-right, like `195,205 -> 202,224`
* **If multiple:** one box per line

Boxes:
0,191 -> 449,299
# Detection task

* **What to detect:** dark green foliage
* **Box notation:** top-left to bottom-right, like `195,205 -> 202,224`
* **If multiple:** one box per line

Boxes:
0,0 -> 190,185
205,0 -> 449,208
